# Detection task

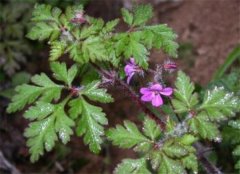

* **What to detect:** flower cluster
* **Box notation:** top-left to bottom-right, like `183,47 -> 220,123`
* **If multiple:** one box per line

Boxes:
124,58 -> 174,107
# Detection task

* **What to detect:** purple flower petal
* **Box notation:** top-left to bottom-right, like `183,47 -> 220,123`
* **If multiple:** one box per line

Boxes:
160,87 -> 173,96
151,94 -> 163,107
124,65 -> 135,75
140,87 -> 151,94
141,92 -> 154,102
127,72 -> 134,84
150,84 -> 163,91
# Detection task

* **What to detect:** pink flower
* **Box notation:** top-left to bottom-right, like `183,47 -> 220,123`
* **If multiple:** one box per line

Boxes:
140,83 -> 173,107
124,58 -> 143,84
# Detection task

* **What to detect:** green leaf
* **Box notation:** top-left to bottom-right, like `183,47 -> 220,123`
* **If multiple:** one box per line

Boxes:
143,117 -> 161,140
163,141 -> 188,158
200,86 -> 239,121
25,116 -> 57,162
68,98 -> 82,119
27,22 -> 60,41
7,73 -> 62,113
115,158 -> 151,174
233,145 -> 240,156
142,25 -> 178,57
50,62 -> 78,86
181,153 -> 198,173
107,120 -> 149,149
229,120 -> 240,129
133,4 -> 153,26
82,37 -> 108,62
188,113 -> 220,140
49,41 -> 66,61
82,81 -> 113,103
124,34 -> 149,68
24,102 -> 74,162
32,4 -> 61,22
158,155 -> 186,174
68,43 -> 82,62
76,98 -> 108,153
172,71 -> 198,113
121,8 -> 133,25
179,134 -> 197,145
102,19 -> 119,33
54,105 -> 75,144
24,102 -> 54,121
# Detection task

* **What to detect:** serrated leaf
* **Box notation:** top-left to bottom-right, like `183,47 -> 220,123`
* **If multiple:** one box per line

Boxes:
76,98 -> 108,153
143,117 -> 161,140
115,158 -> 150,174
54,105 -> 75,144
124,34 -> 149,68
25,116 -> 57,162
200,86 -> 239,121
163,141 -> 188,158
49,41 -> 66,61
188,113 -> 220,140
121,8 -> 133,25
27,22 -> 60,41
179,134 -> 197,145
68,98 -> 82,119
32,4 -> 61,22
133,4 -> 153,26
172,71 -> 198,113
24,102 -> 54,121
82,81 -> 113,103
7,73 -> 62,113
107,120 -> 150,149
158,155 -> 186,174
102,19 -> 119,33
24,102 -> 74,162
181,153 -> 198,173
50,62 -> 78,86
68,43 -> 82,62
142,25 -> 178,57
82,37 -> 108,62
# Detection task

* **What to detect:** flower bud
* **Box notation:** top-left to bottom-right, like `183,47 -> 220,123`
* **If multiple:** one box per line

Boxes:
163,59 -> 177,73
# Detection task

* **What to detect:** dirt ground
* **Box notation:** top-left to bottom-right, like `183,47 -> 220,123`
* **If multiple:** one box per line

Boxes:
0,0 -> 239,173
157,0 -> 240,85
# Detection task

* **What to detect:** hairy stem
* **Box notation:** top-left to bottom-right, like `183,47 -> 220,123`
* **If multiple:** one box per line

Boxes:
194,143 -> 223,174
91,63 -> 166,130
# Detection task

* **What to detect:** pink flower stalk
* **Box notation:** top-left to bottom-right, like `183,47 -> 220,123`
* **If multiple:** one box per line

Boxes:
163,59 -> 177,73
140,83 -> 173,107
71,11 -> 86,24
124,58 -> 143,84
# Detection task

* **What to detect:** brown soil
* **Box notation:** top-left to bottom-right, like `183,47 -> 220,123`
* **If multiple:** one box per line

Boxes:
153,0 -> 240,85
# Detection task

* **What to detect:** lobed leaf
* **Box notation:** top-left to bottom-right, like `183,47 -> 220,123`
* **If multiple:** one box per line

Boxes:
50,62 -> 78,86
107,120 -> 149,149
76,98 -> 108,153
82,81 -> 113,103
200,86 -> 239,121
172,71 -> 198,113
114,158 -> 150,174
143,117 -> 161,140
